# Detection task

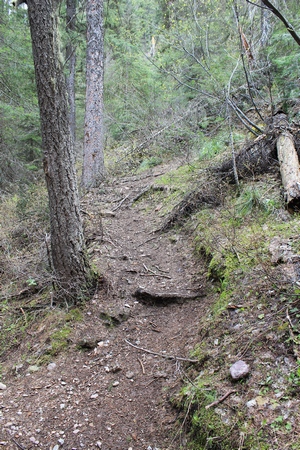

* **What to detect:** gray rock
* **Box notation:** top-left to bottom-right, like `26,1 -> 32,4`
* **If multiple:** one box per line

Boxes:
125,371 -> 135,379
28,365 -> 39,373
100,210 -> 115,217
230,360 -> 250,380
246,399 -> 257,408
47,363 -> 57,371
90,393 -> 99,399
0,382 -> 7,390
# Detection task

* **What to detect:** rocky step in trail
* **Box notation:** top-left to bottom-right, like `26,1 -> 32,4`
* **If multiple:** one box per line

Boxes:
0,165 -> 206,450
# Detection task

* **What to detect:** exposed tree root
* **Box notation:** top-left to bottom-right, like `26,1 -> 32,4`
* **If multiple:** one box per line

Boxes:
132,287 -> 203,305
159,182 -> 222,231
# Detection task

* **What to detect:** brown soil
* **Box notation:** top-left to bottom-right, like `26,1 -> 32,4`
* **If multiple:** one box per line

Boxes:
0,164 -> 207,450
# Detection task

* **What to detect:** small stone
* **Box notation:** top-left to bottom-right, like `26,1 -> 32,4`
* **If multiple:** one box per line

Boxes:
126,371 -> 135,379
246,399 -> 257,408
58,438 -> 64,445
111,364 -> 122,373
96,442 -> 102,448
230,360 -> 250,380
255,396 -> 269,406
90,393 -> 99,399
28,365 -> 40,373
47,363 -> 57,371
112,381 -> 119,387
52,445 -> 59,450
0,382 -> 7,390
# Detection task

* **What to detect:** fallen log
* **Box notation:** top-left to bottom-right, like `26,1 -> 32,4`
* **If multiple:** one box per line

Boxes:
277,131 -> 300,210
132,287 -> 203,305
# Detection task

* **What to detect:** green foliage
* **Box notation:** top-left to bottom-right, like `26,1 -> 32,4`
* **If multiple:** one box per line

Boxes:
175,376 -> 239,450
269,28 -> 300,102
138,156 -> 162,172
235,187 -> 278,217
15,182 -> 48,222
48,326 -> 71,356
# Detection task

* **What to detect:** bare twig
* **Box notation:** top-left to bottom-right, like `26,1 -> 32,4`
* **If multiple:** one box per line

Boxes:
142,264 -> 172,279
112,193 -> 130,211
20,307 -> 28,325
286,308 -> 299,359
137,235 -> 160,247
205,390 -> 236,410
125,339 -> 198,363
138,357 -> 145,374
7,434 -> 27,450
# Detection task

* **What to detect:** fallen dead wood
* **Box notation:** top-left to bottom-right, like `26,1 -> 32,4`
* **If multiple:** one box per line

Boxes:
132,287 -> 203,305
277,131 -> 300,210
125,339 -> 199,363
159,183 -> 221,231
215,133 -> 277,182
130,184 -> 168,205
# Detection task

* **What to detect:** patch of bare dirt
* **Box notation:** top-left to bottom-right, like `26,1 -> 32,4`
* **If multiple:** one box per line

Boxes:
0,165 -> 207,450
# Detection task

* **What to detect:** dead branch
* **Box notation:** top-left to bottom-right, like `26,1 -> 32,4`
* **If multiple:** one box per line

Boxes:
205,390 -> 236,410
286,307 -> 299,359
138,357 -> 145,374
125,339 -> 198,363
112,193 -> 130,211
214,133 -> 277,182
130,185 -> 167,205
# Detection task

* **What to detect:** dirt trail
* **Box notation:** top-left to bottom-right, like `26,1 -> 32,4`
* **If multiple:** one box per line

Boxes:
0,166 -> 206,450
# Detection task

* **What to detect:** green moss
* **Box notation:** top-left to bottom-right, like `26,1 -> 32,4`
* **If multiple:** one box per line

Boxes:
48,326 -> 71,356
65,308 -> 83,322
174,376 -> 240,450
137,156 -> 162,172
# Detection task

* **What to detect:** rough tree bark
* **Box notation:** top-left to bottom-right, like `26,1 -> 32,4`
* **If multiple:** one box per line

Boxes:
277,132 -> 300,210
66,0 -> 77,144
82,0 -> 105,190
25,0 -> 97,302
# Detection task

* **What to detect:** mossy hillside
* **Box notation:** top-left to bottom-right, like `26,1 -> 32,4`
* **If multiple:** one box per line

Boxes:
0,302 -> 84,373
173,176 -> 300,449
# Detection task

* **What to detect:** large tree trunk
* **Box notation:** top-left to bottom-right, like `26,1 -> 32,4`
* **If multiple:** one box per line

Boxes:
26,0 -> 96,302
277,131 -> 300,210
82,0 -> 105,190
66,0 -> 77,144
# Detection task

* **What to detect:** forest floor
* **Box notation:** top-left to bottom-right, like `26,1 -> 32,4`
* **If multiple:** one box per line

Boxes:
0,160 -> 208,450
1,156 -> 300,450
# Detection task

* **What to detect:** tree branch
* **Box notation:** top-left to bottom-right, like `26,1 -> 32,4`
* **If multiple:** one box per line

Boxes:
246,0 -> 300,47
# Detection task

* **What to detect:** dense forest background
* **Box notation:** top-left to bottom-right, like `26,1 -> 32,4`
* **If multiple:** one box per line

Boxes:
1,0 -> 299,193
